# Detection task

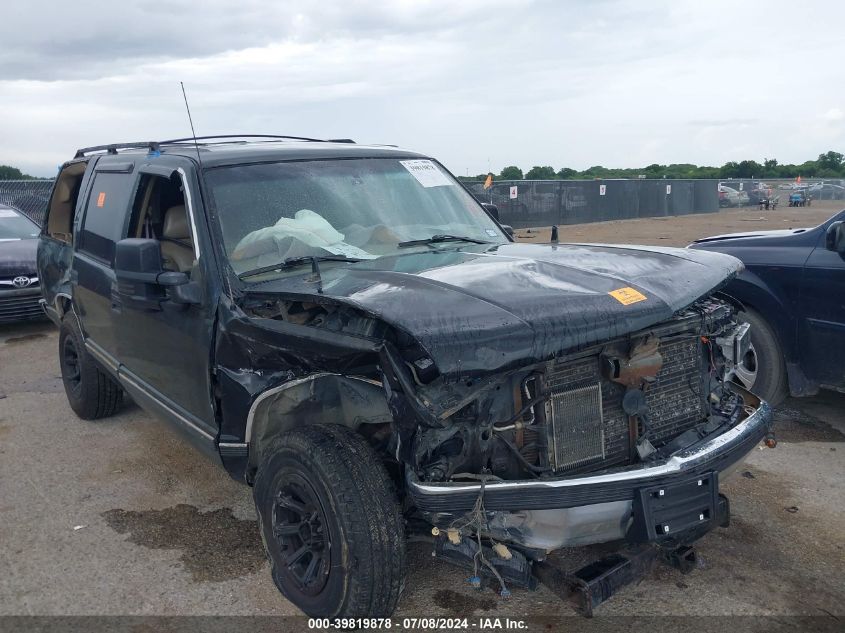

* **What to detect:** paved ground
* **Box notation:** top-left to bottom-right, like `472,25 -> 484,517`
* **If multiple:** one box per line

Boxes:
514,199 -> 842,246
1,205 -> 844,618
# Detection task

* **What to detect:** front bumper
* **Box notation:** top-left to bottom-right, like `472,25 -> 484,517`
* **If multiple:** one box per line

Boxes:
0,286 -> 44,323
409,387 -> 773,549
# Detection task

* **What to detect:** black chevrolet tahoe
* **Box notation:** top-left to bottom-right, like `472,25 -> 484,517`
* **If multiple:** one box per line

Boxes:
38,136 -> 774,618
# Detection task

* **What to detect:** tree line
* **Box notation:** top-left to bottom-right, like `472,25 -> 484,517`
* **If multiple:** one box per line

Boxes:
5,151 -> 845,183
0,165 -> 46,180
459,151 -> 845,182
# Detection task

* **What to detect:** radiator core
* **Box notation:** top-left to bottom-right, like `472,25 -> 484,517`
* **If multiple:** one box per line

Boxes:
542,337 -> 706,473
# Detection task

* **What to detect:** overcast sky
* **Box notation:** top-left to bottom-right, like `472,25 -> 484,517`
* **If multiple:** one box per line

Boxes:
2,0 -> 843,177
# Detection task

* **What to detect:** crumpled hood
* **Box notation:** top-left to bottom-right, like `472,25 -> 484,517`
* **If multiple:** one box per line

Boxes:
249,242 -> 743,376
0,238 -> 38,277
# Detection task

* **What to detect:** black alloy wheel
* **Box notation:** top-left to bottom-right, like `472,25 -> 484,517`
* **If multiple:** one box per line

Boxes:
271,474 -> 332,597
254,424 -> 405,617
58,317 -> 123,419
61,334 -> 83,398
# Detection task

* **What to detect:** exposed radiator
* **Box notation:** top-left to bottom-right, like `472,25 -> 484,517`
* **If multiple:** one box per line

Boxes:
546,384 -> 606,472
543,336 -> 706,473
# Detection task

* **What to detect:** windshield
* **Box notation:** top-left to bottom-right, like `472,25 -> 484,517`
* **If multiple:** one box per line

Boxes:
0,207 -> 39,240
204,158 -> 508,276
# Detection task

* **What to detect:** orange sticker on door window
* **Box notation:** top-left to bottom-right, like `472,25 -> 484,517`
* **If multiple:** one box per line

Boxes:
608,287 -> 647,305
96,192 -> 106,207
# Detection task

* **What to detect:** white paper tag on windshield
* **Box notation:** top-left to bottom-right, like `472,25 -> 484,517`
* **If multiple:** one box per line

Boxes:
400,160 -> 452,188
0,209 -> 20,218
324,242 -> 379,260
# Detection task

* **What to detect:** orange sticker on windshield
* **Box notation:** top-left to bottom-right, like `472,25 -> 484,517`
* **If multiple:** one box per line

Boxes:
608,287 -> 647,305
96,192 -> 106,207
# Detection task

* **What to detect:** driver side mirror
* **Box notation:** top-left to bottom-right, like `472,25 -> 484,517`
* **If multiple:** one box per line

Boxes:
826,221 -> 845,254
114,239 -> 201,309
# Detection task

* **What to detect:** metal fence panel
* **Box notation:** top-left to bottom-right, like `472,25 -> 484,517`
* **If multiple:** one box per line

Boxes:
561,182 -> 592,225
476,178 -> 720,227
694,180 -> 719,214
638,181 -> 668,218
0,180 -> 55,226
669,181 -> 694,215
4,176 -> 749,233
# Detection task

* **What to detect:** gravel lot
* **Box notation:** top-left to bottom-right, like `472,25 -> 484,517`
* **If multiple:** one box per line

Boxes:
514,200 -> 843,246
1,205 -> 843,619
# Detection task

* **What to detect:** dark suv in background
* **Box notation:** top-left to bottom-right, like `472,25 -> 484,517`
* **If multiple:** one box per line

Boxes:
690,210 -> 845,404
38,136 -> 774,618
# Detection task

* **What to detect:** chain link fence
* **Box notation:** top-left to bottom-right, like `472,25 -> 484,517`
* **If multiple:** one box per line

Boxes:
0,180 -> 55,226
464,179 -> 720,229
3,176 -> 841,232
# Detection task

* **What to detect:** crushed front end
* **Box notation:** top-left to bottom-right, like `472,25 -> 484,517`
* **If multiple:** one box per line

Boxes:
396,298 -> 774,553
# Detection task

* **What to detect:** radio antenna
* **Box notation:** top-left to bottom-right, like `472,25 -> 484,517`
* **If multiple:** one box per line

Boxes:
180,81 -> 204,168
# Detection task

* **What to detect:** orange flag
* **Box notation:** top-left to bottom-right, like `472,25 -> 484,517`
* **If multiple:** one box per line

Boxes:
796,175 -> 802,184
483,173 -> 493,189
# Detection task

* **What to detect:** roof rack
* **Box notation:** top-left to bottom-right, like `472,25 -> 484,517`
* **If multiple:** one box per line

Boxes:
159,134 -> 332,144
74,134 -> 357,158
74,141 -> 161,158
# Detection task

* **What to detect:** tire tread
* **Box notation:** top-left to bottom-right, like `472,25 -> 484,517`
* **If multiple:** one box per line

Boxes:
255,424 -> 405,618
59,317 -> 123,420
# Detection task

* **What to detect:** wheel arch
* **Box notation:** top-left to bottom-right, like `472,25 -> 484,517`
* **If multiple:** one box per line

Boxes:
55,293 -> 73,318
246,373 -> 393,475
720,272 -> 797,362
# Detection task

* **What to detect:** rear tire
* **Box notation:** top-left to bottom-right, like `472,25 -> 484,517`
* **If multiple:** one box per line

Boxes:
59,317 -> 123,419
253,424 -> 405,618
734,308 -> 788,406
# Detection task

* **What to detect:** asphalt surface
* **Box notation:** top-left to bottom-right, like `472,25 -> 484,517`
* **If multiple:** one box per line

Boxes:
1,207 -> 844,618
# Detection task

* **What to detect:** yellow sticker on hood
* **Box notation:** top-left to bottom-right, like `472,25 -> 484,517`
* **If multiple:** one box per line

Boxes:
608,287 -> 647,305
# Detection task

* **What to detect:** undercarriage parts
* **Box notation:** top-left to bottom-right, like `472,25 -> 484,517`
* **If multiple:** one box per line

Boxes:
432,534 -> 537,590
535,540 -> 711,617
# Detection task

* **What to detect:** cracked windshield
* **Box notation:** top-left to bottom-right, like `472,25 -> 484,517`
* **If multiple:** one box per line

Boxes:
205,157 -> 508,277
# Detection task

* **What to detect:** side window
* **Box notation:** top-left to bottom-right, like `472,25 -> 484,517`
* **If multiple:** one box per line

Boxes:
127,172 -> 194,274
79,172 -> 134,264
46,161 -> 88,243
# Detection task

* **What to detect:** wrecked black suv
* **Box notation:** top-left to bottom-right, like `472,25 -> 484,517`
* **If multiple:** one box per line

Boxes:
38,136 -> 774,617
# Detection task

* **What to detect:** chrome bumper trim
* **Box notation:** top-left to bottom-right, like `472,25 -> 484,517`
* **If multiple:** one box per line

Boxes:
409,387 -> 772,513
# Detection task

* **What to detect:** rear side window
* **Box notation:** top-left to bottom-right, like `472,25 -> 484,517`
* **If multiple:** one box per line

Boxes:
79,171 -> 134,263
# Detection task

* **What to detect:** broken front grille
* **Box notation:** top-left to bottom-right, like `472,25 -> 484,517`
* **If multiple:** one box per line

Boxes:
543,336 -> 706,473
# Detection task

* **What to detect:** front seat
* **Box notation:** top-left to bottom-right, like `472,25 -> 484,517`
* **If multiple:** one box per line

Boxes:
160,205 -> 195,272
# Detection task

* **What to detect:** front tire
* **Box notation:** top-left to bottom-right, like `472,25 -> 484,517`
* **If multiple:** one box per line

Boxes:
254,424 -> 405,618
733,308 -> 788,406
59,317 -> 123,419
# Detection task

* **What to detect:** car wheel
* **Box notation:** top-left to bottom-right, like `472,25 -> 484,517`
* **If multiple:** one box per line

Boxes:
59,317 -> 123,419
253,424 -> 405,618
730,308 -> 787,406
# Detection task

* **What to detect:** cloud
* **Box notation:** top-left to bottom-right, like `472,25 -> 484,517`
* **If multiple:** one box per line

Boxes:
2,0 -> 845,176
688,119 -> 758,128
823,108 -> 845,122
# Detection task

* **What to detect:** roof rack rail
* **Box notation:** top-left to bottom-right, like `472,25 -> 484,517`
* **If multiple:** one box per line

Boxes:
73,134 -> 358,159
74,141 -> 161,158
159,134 -> 332,144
